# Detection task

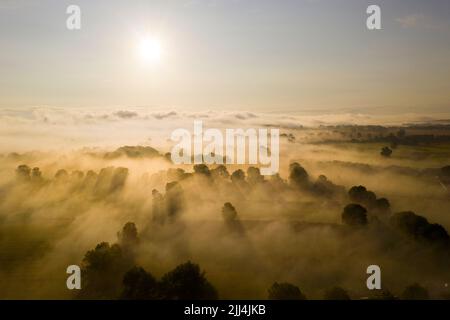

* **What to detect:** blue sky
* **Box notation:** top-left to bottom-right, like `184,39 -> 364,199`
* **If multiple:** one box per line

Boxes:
0,0 -> 449,114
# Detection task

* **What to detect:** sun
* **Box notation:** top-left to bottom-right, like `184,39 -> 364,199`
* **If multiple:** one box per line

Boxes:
137,37 -> 162,65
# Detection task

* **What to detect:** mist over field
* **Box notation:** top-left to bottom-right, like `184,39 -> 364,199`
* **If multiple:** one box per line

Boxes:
1,107 -> 450,300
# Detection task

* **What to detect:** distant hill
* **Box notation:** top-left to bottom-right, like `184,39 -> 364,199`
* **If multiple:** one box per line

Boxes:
104,146 -> 161,159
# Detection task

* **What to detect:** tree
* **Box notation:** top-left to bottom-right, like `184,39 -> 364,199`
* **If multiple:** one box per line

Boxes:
118,222 -> 139,250
71,170 -> 84,180
289,162 -> 309,188
152,189 -> 165,223
247,167 -> 264,185
211,165 -> 229,179
31,167 -> 43,183
231,169 -> 245,183
269,173 -> 286,189
55,169 -> 69,181
120,266 -> 159,300
390,211 -> 449,247
193,164 -> 211,177
222,202 -> 237,222
221,202 -> 245,235
110,167 -> 128,193
348,185 -> 376,206
83,170 -> 98,187
16,164 -> 31,181
380,146 -> 393,157
373,198 -> 391,215
422,223 -> 449,245
165,181 -> 184,220
342,204 -> 368,227
401,283 -> 429,300
313,175 -> 345,197
160,261 -> 218,300
94,167 -> 114,196
391,211 -> 428,236
167,168 -> 186,181
78,242 -> 132,299
268,282 -> 306,300
323,286 -> 350,300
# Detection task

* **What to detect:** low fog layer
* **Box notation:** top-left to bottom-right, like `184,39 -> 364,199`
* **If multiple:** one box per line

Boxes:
1,107 -> 450,299
1,106 -> 450,152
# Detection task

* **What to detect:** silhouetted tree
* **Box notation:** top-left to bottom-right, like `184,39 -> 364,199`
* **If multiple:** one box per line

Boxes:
152,189 -> 165,223
120,266 -> 159,300
342,204 -> 368,227
160,261 -> 218,300
390,211 -> 449,247
269,173 -> 286,189
167,168 -> 186,181
221,202 -> 245,235
70,170 -> 84,185
193,164 -> 211,177
247,167 -> 264,185
348,186 -> 376,207
222,202 -> 237,221
78,242 -> 132,299
401,283 -> 429,300
231,169 -> 245,183
268,282 -> 306,300
16,164 -> 31,182
31,167 -> 43,183
55,169 -> 69,180
324,286 -> 350,300
380,146 -> 393,157
289,162 -> 309,188
165,181 -> 184,220
83,170 -> 98,187
110,167 -> 128,193
211,165 -> 230,180
313,175 -> 345,197
94,167 -> 114,196
373,198 -> 391,215
118,222 -> 139,254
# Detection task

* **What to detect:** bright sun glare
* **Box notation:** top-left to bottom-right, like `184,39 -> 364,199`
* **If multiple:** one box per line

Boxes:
137,37 -> 162,64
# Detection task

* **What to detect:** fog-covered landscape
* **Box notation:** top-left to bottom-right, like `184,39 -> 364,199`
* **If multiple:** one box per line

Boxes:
1,0 -> 450,302
1,107 -> 449,299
